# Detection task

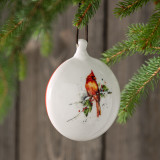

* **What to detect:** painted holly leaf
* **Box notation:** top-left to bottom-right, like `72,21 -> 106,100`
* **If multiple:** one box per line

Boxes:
101,85 -> 109,92
100,93 -> 105,97
88,105 -> 92,112
83,99 -> 92,108
83,99 -> 92,117
84,108 -> 89,117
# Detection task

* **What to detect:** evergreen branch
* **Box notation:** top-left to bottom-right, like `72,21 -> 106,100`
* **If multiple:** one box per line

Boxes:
114,0 -> 150,18
140,8 -> 160,49
101,40 -> 160,66
101,23 -> 160,66
0,20 -> 23,46
153,46 -> 160,49
0,0 -> 72,121
117,57 -> 160,123
73,0 -> 101,28
101,41 -> 131,66
76,3 -> 92,27
10,0 -> 72,55
154,0 -> 160,6
0,0 -> 43,51
0,0 -> 72,54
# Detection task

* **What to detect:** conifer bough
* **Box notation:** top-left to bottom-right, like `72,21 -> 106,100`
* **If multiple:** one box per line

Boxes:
0,0 -> 160,123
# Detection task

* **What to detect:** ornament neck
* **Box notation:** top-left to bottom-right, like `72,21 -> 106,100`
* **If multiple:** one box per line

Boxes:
74,39 -> 90,59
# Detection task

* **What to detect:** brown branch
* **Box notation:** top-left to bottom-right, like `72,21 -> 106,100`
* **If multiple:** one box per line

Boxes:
121,0 -> 139,11
142,18 -> 160,49
152,46 -> 160,50
154,0 -> 160,5
76,3 -> 92,27
106,49 -> 126,63
0,20 -> 23,46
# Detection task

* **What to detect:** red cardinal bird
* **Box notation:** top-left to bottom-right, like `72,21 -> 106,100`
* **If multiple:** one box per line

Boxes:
85,70 -> 101,117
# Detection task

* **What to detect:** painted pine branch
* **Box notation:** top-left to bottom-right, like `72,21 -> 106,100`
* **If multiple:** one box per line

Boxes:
117,56 -> 160,123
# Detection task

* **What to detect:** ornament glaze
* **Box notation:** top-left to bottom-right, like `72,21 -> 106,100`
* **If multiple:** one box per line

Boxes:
45,39 -> 120,141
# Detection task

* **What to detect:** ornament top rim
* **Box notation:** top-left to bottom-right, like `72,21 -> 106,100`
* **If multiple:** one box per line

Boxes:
74,39 -> 89,59
77,39 -> 88,49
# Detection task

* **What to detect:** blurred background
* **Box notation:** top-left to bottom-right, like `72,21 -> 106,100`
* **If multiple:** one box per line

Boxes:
0,0 -> 160,160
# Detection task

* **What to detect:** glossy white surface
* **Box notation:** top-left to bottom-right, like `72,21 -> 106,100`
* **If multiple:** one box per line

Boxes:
46,39 -> 120,141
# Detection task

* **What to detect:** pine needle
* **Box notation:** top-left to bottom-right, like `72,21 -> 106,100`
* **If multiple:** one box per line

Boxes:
117,56 -> 160,123
73,0 -> 101,28
114,0 -> 150,18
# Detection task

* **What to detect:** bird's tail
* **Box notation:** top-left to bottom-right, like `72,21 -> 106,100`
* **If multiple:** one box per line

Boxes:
96,101 -> 101,117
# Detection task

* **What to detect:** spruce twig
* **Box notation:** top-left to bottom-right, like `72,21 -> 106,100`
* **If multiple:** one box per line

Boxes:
118,57 -> 160,123
114,0 -> 150,18
102,23 -> 160,66
73,0 -> 101,28
141,8 -> 160,49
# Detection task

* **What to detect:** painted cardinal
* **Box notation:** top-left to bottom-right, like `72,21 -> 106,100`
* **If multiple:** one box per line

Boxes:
85,70 -> 101,117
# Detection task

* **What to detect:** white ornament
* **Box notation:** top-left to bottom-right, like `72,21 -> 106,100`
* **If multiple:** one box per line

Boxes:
45,39 -> 120,141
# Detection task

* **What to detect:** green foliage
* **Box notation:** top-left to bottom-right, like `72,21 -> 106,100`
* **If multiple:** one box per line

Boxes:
102,1 -> 160,123
101,23 -> 160,66
138,7 -> 160,49
73,0 -> 101,28
83,99 -> 92,117
0,0 -> 73,55
118,57 -> 160,123
101,85 -> 109,92
114,0 -> 150,18
0,0 -> 73,120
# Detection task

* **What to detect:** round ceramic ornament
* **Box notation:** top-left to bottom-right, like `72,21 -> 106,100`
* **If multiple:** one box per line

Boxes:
45,39 -> 120,141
